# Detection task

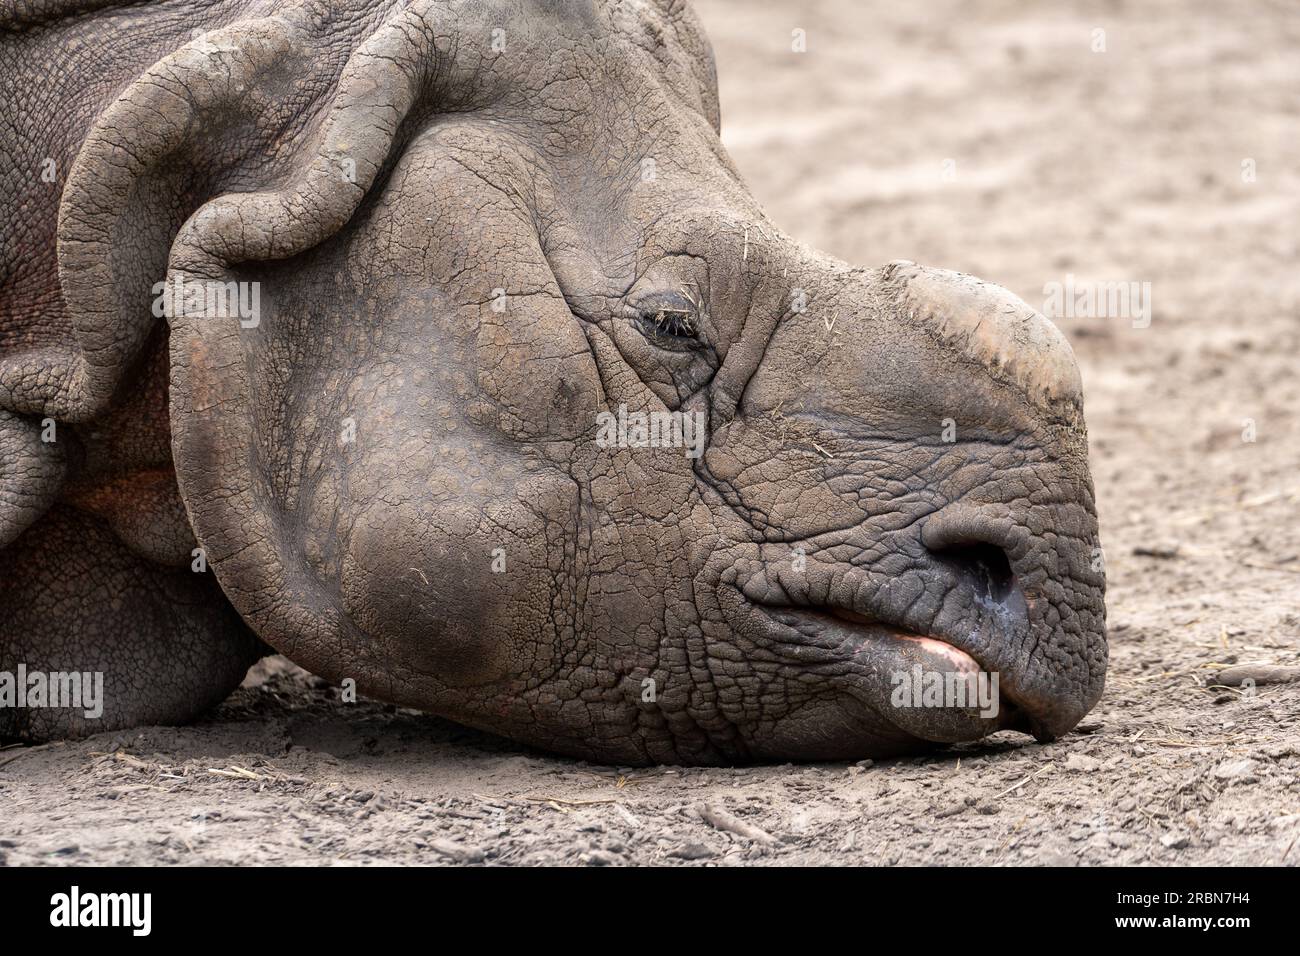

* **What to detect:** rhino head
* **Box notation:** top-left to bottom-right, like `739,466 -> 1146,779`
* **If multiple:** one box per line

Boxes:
4,0 -> 1105,761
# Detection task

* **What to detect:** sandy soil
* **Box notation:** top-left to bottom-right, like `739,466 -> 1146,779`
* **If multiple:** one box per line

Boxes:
2,0 -> 1297,866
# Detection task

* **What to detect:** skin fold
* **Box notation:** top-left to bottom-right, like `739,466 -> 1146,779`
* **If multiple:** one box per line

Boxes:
0,0 -> 1106,762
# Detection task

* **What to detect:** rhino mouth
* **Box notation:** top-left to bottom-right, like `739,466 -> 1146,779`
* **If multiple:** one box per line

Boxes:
745,600 -> 1044,747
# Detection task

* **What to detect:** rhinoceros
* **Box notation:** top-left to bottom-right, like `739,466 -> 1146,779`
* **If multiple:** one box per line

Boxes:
0,0 -> 1105,762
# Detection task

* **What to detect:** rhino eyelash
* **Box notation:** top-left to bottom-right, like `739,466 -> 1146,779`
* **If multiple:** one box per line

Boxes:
635,310 -> 704,354
642,306 -> 697,339
629,290 -> 707,351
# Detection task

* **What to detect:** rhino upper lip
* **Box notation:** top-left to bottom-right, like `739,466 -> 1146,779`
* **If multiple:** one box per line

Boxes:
755,602 -> 981,668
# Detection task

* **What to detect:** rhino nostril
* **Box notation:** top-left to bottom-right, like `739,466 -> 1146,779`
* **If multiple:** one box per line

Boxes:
929,541 -> 1016,605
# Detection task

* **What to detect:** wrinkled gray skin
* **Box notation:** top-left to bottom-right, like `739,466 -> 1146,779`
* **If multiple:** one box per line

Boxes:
0,0 -> 1106,762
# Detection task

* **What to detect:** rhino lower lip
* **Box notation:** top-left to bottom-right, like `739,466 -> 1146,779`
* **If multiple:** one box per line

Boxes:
751,604 -> 1040,741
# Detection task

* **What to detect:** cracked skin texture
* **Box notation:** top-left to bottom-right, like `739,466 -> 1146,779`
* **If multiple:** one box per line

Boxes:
0,0 -> 1106,763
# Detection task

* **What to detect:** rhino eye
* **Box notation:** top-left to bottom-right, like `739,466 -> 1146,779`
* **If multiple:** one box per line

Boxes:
631,291 -> 705,351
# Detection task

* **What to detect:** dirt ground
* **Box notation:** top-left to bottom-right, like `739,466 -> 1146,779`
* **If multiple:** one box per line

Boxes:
2,0 -> 1297,866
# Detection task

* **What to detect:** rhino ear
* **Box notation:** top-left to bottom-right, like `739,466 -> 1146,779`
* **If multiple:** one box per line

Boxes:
0,15 -> 311,546
165,6 -> 447,649
2,16 -> 312,424
0,7 -> 439,548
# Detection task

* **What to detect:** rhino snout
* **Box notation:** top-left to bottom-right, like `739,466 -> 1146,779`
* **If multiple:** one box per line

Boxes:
918,502 -> 1105,742
700,254 -> 1106,759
